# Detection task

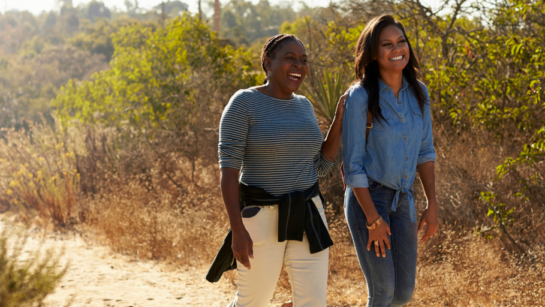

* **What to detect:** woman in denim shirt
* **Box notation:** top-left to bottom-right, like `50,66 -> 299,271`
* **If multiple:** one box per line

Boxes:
342,15 -> 439,306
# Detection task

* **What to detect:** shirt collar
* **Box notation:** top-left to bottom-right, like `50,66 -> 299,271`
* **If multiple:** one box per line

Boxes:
379,76 -> 409,93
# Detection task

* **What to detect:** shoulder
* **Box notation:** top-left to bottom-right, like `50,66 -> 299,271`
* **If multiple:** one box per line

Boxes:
229,88 -> 258,103
294,94 -> 313,108
225,88 -> 259,111
349,82 -> 368,99
346,82 -> 368,108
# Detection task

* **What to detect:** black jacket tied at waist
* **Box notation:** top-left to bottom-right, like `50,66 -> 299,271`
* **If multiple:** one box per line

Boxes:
205,181 -> 333,283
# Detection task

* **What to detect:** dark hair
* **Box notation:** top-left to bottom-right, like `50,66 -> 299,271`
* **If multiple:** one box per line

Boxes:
354,15 -> 426,122
260,34 -> 304,84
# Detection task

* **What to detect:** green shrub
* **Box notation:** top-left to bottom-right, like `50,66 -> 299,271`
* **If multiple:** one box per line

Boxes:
0,227 -> 67,307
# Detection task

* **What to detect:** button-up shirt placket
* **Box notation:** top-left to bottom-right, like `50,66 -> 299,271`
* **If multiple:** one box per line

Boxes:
385,84 -> 412,217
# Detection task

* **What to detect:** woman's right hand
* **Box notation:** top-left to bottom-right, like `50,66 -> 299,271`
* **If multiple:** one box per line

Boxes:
232,227 -> 254,269
366,219 -> 391,257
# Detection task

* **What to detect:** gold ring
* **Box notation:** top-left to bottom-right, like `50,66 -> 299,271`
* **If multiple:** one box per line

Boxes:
374,241 -> 379,247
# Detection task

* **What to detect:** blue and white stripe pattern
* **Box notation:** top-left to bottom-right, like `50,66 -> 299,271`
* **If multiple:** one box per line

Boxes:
219,87 -> 335,197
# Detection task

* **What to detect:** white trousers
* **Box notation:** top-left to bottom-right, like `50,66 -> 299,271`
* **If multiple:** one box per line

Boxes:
227,196 -> 329,307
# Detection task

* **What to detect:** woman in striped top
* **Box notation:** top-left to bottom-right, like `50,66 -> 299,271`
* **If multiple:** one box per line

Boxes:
214,34 -> 345,307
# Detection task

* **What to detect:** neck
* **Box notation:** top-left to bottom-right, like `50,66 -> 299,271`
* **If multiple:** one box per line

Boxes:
379,71 -> 403,98
260,82 -> 293,99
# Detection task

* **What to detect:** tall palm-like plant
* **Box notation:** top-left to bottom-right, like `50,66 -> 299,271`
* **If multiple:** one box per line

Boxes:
302,69 -> 353,125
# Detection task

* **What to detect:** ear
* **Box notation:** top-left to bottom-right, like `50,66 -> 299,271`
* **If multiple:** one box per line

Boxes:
263,57 -> 272,71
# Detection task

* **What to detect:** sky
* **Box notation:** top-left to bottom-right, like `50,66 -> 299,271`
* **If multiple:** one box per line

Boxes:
1,0 -> 440,15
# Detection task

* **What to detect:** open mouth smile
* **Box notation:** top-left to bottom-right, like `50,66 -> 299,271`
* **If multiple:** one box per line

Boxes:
288,73 -> 302,81
389,55 -> 404,61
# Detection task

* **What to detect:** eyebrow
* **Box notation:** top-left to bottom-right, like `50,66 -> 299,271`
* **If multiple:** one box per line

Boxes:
283,51 -> 307,56
381,36 -> 406,43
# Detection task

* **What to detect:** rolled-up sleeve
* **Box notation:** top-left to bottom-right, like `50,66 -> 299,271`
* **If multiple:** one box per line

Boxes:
314,153 -> 335,177
417,85 -> 436,165
341,87 -> 369,188
218,92 -> 249,170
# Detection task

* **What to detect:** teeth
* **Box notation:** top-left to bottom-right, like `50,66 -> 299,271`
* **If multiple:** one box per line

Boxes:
289,73 -> 301,77
390,56 -> 403,61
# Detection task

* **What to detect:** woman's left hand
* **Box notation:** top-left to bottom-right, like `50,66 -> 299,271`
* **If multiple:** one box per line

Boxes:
417,205 -> 438,243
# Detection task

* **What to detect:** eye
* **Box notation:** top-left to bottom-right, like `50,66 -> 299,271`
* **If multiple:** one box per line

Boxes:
301,58 -> 308,64
383,43 -> 392,47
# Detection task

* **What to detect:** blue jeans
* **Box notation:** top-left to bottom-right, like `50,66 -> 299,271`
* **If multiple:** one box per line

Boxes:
344,180 -> 418,307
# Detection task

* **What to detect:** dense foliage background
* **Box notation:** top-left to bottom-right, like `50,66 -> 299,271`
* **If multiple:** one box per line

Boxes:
0,0 -> 544,305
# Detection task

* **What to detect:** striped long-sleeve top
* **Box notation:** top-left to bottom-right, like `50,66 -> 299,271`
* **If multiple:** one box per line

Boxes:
218,87 -> 335,197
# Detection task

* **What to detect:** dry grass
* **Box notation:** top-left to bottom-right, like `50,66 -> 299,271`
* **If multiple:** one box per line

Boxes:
1,118 -> 544,306
81,170 -> 227,266
412,230 -> 544,306
0,120 -> 81,227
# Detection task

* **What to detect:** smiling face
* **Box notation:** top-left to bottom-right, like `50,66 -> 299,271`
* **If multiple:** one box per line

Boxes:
375,25 -> 410,74
264,39 -> 308,95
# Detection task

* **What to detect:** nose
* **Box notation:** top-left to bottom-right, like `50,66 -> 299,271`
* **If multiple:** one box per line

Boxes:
293,58 -> 303,67
393,43 -> 403,53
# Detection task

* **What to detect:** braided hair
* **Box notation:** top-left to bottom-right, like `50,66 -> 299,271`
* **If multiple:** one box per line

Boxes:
260,34 -> 304,84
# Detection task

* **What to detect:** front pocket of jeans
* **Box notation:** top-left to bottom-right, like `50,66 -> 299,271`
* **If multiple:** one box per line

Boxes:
368,180 -> 381,191
242,206 -> 261,218
241,206 -> 269,246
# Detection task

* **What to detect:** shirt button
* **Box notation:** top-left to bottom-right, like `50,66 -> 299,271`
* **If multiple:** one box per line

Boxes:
404,137 -> 407,141
406,157 -> 409,160
404,175 -> 407,179
401,119 -> 405,122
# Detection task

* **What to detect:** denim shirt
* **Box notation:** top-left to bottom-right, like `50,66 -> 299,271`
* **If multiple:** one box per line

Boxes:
341,78 -> 436,222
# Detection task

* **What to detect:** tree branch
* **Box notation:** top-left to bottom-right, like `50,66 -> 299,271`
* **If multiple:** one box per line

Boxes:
477,192 -> 526,255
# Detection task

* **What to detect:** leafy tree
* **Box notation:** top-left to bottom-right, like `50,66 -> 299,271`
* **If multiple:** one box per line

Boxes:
55,13 -> 258,127
59,4 -> 80,33
44,12 -> 57,28
86,1 -> 111,21
0,46 -> 107,128
54,14 -> 261,181
218,0 -> 298,46
69,17 -> 156,62
0,12 -> 40,55
154,1 -> 189,17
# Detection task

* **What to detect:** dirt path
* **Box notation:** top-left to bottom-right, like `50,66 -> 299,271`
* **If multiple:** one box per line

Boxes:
2,219 -> 237,307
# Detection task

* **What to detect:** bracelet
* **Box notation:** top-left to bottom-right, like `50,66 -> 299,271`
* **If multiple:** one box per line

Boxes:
366,216 -> 383,230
